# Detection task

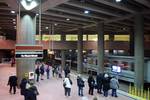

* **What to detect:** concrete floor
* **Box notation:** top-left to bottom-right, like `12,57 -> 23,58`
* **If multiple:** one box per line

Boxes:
0,64 -> 134,100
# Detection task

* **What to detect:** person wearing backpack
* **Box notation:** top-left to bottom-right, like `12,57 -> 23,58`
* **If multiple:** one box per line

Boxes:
77,74 -> 85,96
63,74 -> 72,96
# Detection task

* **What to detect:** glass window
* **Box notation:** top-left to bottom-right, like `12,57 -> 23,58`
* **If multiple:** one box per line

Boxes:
83,35 -> 87,41
66,35 -> 78,41
88,35 -> 97,41
35,35 -> 40,41
114,35 -> 130,41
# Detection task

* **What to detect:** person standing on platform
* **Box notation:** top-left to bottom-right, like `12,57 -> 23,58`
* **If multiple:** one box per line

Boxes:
77,74 -> 85,96
7,75 -> 17,94
40,63 -> 45,80
46,64 -> 51,79
58,64 -> 62,78
20,78 -> 28,100
96,73 -> 103,94
35,66 -> 40,82
103,73 -> 110,97
26,82 -> 39,100
63,74 -> 72,96
64,64 -> 70,78
110,76 -> 119,97
88,74 -> 95,95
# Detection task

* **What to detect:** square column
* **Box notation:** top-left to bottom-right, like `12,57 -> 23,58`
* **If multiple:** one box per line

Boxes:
61,33 -> 66,70
97,22 -> 104,73
77,28 -> 83,74
134,13 -> 144,88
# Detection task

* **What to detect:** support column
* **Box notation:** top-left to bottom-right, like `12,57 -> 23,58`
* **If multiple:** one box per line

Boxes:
16,12 -> 36,83
109,34 -> 114,55
77,28 -> 83,74
129,30 -> 134,56
134,13 -> 144,88
97,22 -> 104,73
61,33 -> 66,70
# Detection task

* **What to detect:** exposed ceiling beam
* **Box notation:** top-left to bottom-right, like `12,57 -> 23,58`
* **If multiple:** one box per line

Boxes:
64,1 -> 122,17
50,7 -> 107,21
4,0 -> 18,11
94,0 -> 136,13
134,0 -> 150,8
43,12 -> 96,23
41,16 -> 89,25
34,0 -> 69,12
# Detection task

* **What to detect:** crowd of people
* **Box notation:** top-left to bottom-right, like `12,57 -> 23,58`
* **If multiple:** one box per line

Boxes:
7,61 -> 119,100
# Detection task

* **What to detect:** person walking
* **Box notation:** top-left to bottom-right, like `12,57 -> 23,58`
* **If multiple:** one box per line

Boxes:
88,75 -> 95,95
77,74 -> 85,96
96,73 -> 103,94
63,74 -> 72,96
40,63 -> 45,80
110,76 -> 119,97
7,75 -> 17,94
20,78 -> 28,100
64,64 -> 70,78
103,73 -> 110,97
35,66 -> 40,82
46,64 -> 51,79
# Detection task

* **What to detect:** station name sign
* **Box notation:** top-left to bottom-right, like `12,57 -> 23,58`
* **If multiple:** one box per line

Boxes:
15,45 -> 43,59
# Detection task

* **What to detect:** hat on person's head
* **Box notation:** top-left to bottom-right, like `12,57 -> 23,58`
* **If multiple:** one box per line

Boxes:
104,73 -> 108,78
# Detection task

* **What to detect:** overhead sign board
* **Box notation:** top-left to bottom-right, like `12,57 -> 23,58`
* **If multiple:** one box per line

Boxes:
15,45 -> 43,59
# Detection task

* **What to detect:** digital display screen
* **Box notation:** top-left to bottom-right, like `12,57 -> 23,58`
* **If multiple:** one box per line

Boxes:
112,65 -> 121,73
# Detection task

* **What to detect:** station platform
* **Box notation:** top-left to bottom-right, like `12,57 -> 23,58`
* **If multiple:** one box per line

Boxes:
0,64 -> 135,100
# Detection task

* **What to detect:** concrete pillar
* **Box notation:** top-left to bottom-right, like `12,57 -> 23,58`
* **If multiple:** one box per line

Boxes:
77,29 -> 83,74
61,33 -> 66,70
16,12 -> 36,83
97,22 -> 104,73
109,34 -> 114,55
134,13 -> 144,88
129,30 -> 134,56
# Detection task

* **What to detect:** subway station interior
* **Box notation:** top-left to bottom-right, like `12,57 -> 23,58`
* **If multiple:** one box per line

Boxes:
0,0 -> 150,100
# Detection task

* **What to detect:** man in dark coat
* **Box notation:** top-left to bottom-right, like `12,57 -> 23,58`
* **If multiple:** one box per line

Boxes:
35,66 -> 40,82
7,75 -> 17,94
88,75 -> 95,95
103,74 -> 110,97
96,73 -> 103,94
20,78 -> 28,100
77,75 -> 85,96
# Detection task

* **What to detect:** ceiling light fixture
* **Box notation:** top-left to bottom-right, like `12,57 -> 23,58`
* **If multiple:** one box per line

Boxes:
115,0 -> 122,2
84,10 -> 89,14
12,19 -> 16,21
36,13 -> 39,16
54,23 -> 58,26
45,27 -> 49,29
11,10 -> 15,14
66,18 -> 70,21
20,0 -> 39,10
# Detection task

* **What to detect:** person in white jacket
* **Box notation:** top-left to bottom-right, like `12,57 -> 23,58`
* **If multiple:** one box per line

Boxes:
63,74 -> 72,96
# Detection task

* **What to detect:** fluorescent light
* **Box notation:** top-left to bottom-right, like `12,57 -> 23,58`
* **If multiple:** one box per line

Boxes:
11,10 -> 15,14
115,0 -> 122,2
84,10 -> 89,14
45,27 -> 49,29
66,18 -> 70,21
12,19 -> 16,21
20,0 -> 39,10
54,23 -> 58,26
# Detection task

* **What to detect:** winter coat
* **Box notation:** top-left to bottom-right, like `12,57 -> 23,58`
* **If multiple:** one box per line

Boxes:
20,78 -> 28,95
88,76 -> 95,88
7,76 -> 17,86
63,78 -> 72,88
103,77 -> 110,91
110,78 -> 119,89
77,77 -> 85,87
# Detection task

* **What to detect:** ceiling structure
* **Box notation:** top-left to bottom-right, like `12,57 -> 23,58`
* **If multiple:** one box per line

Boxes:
0,0 -> 150,39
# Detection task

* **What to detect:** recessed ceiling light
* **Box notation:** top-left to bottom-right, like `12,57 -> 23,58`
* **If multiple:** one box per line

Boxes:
36,13 -> 39,16
11,10 -> 15,14
13,22 -> 16,24
84,10 -> 89,14
26,0 -> 33,2
115,0 -> 122,2
54,23 -> 58,26
45,27 -> 49,29
66,18 -> 70,21
12,19 -> 16,21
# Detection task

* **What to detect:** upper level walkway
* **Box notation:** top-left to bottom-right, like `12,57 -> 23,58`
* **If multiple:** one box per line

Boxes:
0,64 -> 135,100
